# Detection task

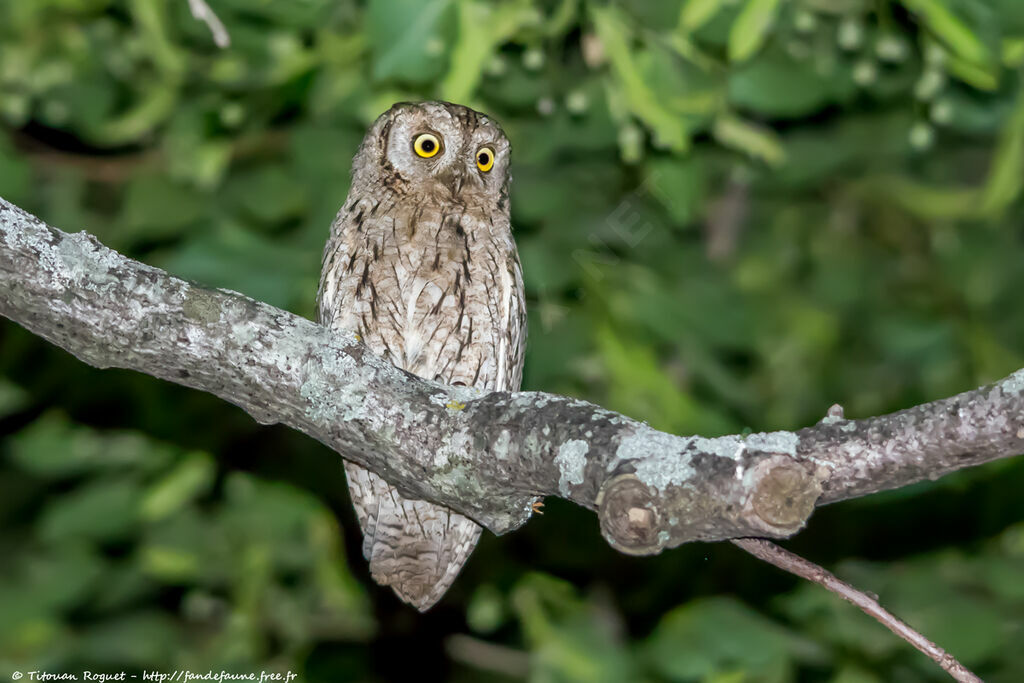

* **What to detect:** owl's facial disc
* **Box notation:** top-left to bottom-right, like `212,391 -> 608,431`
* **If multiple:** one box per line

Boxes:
378,102 -> 509,204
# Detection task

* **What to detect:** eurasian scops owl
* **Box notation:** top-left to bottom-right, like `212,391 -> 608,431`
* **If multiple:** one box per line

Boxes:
317,101 -> 527,610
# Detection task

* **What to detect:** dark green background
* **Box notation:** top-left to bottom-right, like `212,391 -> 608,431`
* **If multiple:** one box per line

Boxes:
1,0 -> 1023,681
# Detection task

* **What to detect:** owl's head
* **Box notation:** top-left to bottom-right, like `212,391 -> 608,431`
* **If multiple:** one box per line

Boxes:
352,101 -> 510,207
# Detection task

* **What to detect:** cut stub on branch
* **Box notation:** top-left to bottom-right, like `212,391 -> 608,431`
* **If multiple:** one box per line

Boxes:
746,457 -> 822,532
597,473 -> 663,555
597,444 -> 826,555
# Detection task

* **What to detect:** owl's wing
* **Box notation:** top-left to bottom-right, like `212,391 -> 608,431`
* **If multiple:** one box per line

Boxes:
503,245 -> 528,390
316,207 -> 355,330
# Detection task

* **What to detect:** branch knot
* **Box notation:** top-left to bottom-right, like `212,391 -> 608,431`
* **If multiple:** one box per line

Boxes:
597,473 -> 666,556
747,458 -> 822,534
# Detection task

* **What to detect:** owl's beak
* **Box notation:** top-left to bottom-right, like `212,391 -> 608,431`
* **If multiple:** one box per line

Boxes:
440,166 -> 467,197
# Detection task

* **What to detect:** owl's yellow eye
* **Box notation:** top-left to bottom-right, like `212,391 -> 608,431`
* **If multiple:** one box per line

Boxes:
476,147 -> 495,172
413,133 -> 441,158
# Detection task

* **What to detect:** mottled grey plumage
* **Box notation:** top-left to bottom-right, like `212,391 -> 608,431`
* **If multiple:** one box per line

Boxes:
317,102 -> 526,611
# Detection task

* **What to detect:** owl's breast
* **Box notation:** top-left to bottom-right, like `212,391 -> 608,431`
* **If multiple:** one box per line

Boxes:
322,198 -> 519,391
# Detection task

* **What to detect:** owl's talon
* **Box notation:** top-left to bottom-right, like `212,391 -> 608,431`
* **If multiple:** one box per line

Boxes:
531,501 -> 545,515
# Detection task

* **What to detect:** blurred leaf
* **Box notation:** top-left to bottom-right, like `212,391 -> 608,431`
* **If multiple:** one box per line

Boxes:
729,49 -> 855,117
935,89 -> 1013,134
0,544 -> 105,658
680,0 -> 727,32
139,544 -> 202,581
140,451 -> 215,521
543,0 -> 578,38
511,573 -> 632,683
0,378 -> 28,418
592,5 -> 692,152
644,597 -> 827,681
467,583 -> 507,634
856,174 -> 981,219
991,0 -> 1024,32
225,165 -> 310,224
118,173 -> 207,243
76,611 -> 180,666
290,123 -> 360,229
621,0 -> 681,30
979,90 -> 1024,215
595,323 -> 733,434
163,105 -> 233,189
159,223 -> 317,310
8,412 -> 174,478
440,0 -> 541,103
214,0 -> 336,27
38,477 -> 142,544
638,42 -> 721,128
367,0 -> 455,83
903,0 -> 994,67
829,667 -> 884,683
768,111 -> 913,188
0,133 -> 31,202
728,0 -> 782,63
945,51 -> 1000,90
128,0 -> 187,75
713,113 -> 786,166
3,544 -> 106,615
90,561 -> 157,612
644,155 -> 706,224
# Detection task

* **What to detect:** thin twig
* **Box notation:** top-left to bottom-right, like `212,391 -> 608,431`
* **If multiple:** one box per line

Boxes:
187,0 -> 230,48
732,538 -> 982,683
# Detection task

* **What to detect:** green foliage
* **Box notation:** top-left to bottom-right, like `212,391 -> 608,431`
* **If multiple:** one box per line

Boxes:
0,415 -> 373,677
368,0 -> 455,83
2,0 -> 1024,680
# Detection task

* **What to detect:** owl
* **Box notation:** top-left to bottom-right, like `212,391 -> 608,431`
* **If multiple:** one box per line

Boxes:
316,102 -> 527,611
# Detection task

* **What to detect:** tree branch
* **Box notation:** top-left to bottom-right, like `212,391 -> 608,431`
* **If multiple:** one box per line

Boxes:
1,196 -> 1023,554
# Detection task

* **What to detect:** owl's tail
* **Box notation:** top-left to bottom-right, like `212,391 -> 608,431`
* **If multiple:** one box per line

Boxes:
342,460 -> 482,611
